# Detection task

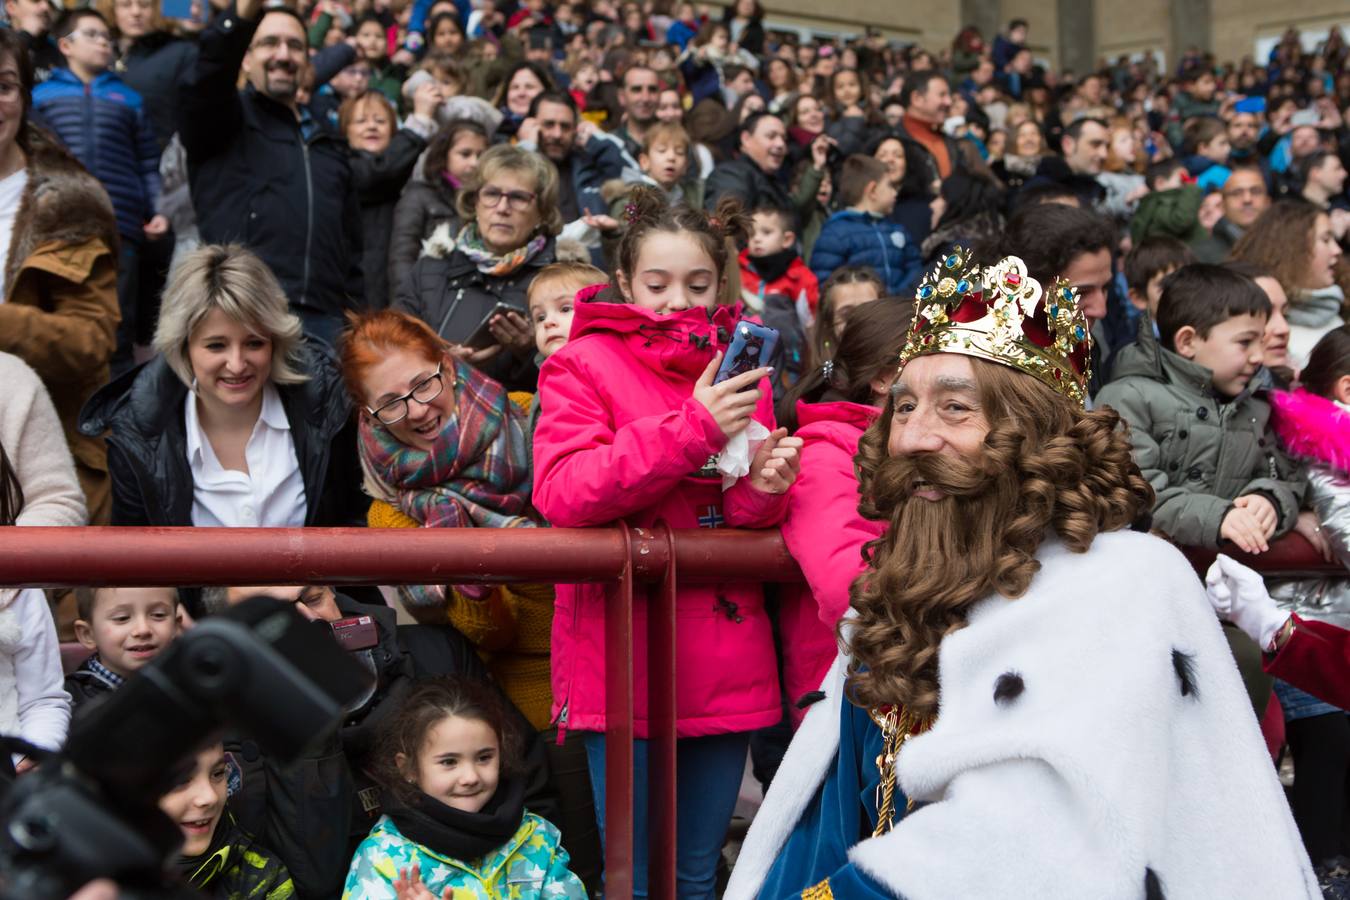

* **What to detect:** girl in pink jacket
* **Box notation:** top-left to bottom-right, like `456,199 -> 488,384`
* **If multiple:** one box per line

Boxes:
532,188 -> 802,899
777,299 -> 914,728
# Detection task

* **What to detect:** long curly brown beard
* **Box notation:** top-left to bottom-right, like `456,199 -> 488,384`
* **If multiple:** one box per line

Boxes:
842,360 -> 1154,719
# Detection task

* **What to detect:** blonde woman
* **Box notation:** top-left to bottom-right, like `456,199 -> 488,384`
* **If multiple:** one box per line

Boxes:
80,244 -> 365,526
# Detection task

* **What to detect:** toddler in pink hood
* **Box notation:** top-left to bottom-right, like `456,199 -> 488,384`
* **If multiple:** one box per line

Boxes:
532,187 -> 802,899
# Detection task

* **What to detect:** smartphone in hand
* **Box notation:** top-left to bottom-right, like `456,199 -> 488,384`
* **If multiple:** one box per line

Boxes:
715,321 -> 779,389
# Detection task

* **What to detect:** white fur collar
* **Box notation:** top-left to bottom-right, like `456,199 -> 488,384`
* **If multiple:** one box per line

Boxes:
728,531 -> 1318,900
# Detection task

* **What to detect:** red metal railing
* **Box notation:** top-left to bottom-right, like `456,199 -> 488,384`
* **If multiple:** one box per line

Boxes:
0,526 -> 1337,898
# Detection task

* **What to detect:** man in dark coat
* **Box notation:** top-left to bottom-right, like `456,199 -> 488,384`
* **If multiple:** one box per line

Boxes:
517,91 -> 625,222
179,0 -> 363,348
705,111 -> 825,228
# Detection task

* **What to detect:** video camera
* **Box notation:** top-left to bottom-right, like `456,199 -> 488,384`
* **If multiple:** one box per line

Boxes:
0,597 -> 370,899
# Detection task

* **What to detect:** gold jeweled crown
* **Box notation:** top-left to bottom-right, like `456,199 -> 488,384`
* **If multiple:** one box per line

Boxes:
898,248 -> 1092,406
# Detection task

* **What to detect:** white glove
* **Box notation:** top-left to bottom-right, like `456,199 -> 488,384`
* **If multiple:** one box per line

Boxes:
1205,553 -> 1291,651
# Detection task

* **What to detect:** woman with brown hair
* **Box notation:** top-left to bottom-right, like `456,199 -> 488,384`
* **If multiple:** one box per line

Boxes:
1231,198 -> 1345,370
730,252 -> 1317,900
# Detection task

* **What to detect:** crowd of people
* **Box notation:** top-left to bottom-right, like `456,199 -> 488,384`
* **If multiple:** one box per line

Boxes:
0,0 -> 1347,895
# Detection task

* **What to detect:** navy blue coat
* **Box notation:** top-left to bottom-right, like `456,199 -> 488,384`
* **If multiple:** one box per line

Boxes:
31,68 -> 162,242
810,209 -> 923,297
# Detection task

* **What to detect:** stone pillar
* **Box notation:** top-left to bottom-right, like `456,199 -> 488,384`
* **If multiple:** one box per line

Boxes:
1169,0 -> 1211,65
1055,0 -> 1095,78
961,0 -> 1001,45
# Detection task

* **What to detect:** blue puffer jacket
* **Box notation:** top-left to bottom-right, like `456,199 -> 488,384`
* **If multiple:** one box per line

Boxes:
32,68 -> 161,242
810,209 -> 923,296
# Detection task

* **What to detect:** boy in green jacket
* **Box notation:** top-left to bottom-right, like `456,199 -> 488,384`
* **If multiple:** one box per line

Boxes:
1097,263 -> 1305,553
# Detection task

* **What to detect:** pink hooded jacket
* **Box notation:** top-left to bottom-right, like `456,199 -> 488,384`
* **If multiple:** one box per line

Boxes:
779,399 -> 884,728
533,298 -> 785,739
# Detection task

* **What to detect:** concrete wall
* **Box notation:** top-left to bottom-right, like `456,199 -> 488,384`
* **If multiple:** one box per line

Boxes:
747,0 -> 1347,70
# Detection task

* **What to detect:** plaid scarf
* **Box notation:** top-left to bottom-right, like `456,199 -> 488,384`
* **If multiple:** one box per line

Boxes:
455,222 -> 548,276
359,357 -> 536,530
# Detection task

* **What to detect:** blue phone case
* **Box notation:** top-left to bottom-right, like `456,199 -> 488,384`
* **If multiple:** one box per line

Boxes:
715,321 -> 779,386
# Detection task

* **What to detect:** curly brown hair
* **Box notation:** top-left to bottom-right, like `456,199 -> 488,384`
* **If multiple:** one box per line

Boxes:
374,676 -> 523,806
843,358 -> 1153,718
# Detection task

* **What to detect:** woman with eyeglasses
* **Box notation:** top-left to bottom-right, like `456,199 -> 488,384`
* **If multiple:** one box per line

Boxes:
337,309 -> 609,891
394,143 -> 560,391
80,244 -> 365,528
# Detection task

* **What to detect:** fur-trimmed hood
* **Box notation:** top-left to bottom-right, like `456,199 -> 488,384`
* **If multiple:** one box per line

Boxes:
4,125 -> 119,295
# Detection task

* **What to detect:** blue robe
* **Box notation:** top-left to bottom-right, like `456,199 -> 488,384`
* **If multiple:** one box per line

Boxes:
757,698 -> 904,898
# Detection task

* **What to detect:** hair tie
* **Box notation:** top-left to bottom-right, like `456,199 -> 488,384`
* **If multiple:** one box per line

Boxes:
821,359 -> 835,383
708,215 -> 721,230
624,203 -> 639,224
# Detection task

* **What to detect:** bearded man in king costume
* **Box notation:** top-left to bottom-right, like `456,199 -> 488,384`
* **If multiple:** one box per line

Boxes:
727,250 -> 1317,900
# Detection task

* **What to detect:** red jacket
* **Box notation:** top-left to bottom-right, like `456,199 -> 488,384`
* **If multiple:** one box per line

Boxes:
533,299 -> 785,738
1265,615 -> 1350,712
778,399 -> 884,727
738,249 -> 820,316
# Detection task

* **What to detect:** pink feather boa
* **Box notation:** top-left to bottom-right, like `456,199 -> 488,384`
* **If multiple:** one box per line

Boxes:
1270,388 -> 1350,474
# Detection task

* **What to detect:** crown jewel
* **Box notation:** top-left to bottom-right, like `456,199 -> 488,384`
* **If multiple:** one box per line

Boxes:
899,248 -> 1092,406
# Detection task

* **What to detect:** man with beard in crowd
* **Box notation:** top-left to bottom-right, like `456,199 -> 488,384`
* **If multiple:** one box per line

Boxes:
517,90 -> 625,222
180,0 -> 363,348
727,249 -> 1317,899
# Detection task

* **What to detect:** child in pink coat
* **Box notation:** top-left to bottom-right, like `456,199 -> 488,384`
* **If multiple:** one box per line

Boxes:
777,299 -> 914,727
532,188 -> 803,899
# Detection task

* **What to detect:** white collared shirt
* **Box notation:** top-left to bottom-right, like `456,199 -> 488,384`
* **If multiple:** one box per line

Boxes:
184,383 -> 307,528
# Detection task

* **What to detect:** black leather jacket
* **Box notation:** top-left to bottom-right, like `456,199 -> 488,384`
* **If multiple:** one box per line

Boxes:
78,343 -> 365,527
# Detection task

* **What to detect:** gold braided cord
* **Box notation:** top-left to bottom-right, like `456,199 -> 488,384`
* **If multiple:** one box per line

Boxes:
800,878 -> 835,899
869,706 -> 934,837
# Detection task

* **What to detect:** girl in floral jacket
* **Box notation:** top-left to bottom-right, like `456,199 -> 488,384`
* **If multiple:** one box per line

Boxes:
342,677 -> 584,900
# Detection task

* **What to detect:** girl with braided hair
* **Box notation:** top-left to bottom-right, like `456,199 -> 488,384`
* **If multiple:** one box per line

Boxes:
532,186 -> 803,898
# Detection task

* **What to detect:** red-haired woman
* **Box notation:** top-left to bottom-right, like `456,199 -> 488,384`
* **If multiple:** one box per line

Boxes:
339,308 -> 601,893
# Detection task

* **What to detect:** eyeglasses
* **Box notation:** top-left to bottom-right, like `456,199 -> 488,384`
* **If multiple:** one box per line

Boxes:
366,364 -> 445,425
74,28 -> 113,43
252,35 -> 306,53
478,186 -> 536,211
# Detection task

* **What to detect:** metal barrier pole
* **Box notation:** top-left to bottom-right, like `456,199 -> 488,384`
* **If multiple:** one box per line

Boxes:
648,525 -> 678,898
603,522 -> 636,900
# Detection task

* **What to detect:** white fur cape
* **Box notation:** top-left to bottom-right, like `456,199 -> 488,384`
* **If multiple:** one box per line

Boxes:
728,531 -> 1318,900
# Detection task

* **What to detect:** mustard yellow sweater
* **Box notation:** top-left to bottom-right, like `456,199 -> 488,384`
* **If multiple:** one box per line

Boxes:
366,393 -> 554,729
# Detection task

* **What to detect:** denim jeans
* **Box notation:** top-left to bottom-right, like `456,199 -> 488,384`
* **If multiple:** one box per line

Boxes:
581,731 -> 749,900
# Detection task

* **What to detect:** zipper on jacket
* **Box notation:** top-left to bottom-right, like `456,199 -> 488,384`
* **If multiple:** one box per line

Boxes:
300,137 -> 314,307
875,227 -> 892,288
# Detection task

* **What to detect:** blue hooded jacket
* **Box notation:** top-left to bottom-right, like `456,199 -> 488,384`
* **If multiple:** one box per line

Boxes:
810,209 -> 922,297
32,68 -> 161,243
